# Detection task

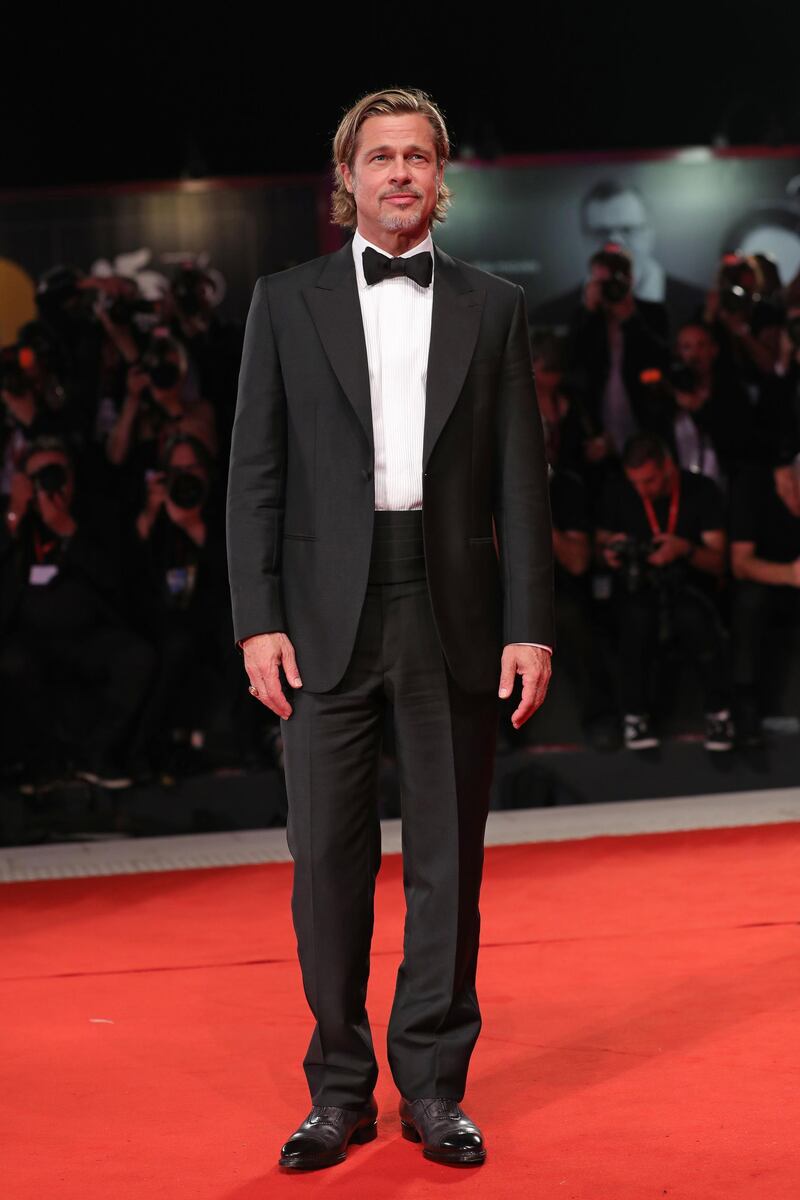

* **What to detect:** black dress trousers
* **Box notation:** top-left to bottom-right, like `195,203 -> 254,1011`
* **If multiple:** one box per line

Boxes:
279,509 -> 499,1108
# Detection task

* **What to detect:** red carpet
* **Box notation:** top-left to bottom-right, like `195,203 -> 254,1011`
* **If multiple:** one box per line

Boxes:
3,821 -> 799,1198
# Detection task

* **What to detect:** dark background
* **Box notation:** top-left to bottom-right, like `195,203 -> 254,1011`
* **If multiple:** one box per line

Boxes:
4,5 -> 800,190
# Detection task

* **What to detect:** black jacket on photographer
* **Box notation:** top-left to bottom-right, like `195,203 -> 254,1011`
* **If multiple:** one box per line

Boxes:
0,502 -> 124,640
565,297 -> 670,442
127,484 -> 230,642
599,466 -> 726,598
637,365 -> 758,489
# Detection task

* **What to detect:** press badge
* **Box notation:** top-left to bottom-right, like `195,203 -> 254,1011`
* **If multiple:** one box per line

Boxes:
29,563 -> 59,585
165,564 -> 197,601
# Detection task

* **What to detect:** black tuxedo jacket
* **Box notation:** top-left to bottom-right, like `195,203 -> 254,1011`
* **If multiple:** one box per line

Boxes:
226,237 -> 555,694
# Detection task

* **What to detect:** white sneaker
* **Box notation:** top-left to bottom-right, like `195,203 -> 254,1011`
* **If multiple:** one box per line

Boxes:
623,713 -> 659,750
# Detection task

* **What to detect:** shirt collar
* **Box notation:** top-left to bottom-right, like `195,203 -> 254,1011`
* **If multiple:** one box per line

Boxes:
352,226 -> 435,290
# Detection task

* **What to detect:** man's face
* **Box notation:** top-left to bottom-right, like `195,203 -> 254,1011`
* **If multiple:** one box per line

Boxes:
677,326 -> 718,375
339,113 -> 442,241
584,191 -> 655,269
625,456 -> 671,501
168,441 -> 208,483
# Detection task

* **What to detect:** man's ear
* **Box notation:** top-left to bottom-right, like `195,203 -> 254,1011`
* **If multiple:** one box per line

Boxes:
340,163 -> 353,195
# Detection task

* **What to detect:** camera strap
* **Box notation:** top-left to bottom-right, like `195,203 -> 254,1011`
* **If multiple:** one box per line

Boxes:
641,468 -> 680,537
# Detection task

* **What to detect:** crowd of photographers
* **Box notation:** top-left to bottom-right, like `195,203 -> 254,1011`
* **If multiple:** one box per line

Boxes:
3,243 -> 800,798
535,243 -> 800,753
0,264 -> 251,794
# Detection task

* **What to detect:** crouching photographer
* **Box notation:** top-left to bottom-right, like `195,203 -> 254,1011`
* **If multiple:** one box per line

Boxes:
596,433 -> 734,751
0,436 -> 155,791
729,454 -> 800,748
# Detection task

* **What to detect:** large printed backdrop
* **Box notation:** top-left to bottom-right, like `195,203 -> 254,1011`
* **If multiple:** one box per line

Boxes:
1,149 -> 799,342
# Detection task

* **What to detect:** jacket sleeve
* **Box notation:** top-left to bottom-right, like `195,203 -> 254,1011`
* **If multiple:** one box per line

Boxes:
225,275 -> 288,647
492,284 -> 556,651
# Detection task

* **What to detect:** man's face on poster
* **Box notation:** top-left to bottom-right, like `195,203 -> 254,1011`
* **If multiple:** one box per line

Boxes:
583,191 -> 656,279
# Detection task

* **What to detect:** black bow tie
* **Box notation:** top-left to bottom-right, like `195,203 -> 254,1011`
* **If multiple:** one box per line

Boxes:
362,245 -> 433,288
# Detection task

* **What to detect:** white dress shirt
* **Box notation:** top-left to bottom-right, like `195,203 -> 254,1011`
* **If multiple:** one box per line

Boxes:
352,227 -> 551,655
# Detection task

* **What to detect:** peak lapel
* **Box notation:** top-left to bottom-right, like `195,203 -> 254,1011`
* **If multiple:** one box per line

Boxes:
301,239 -> 486,472
301,242 -> 374,455
423,245 -> 485,469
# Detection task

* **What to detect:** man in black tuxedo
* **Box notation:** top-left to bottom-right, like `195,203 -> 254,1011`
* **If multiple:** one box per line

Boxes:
226,87 -> 554,1171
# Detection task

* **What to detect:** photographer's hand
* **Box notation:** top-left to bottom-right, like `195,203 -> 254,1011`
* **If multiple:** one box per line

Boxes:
37,487 -> 76,538
584,433 -> 611,463
583,279 -> 604,312
5,472 -> 33,537
599,532 -> 625,569
242,632 -> 303,719
609,291 -> 636,323
135,472 -> 168,540
647,532 -> 691,566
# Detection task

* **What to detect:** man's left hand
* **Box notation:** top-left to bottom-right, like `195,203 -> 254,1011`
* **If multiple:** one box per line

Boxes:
498,644 -> 552,729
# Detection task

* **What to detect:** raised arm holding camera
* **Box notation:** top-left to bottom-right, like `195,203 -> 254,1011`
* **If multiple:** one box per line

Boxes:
565,243 -> 669,477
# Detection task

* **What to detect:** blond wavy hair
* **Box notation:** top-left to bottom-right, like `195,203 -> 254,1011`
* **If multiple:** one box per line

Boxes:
330,87 -> 454,231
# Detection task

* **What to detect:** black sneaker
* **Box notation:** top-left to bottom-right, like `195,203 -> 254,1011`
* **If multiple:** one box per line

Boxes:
623,713 -> 659,750
704,711 -> 734,752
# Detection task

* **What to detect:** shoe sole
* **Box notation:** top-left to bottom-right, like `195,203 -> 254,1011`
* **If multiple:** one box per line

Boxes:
278,1119 -> 377,1170
704,742 -> 733,752
74,769 -> 132,789
624,739 -> 659,750
401,1118 -> 486,1165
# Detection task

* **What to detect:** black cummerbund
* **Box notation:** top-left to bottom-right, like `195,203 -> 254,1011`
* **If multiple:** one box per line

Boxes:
368,508 -> 427,584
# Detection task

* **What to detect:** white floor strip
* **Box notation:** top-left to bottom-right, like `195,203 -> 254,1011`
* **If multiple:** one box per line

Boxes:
2,787 -> 799,884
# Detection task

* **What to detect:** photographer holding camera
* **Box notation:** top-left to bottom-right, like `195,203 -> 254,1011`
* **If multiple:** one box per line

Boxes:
596,432 -> 733,751
124,432 -> 240,778
0,435 -> 154,790
729,452 -> 800,747
0,338 -> 74,507
637,321 -> 758,491
160,264 -> 243,469
106,329 -> 217,474
702,254 -> 783,382
565,243 -> 669,477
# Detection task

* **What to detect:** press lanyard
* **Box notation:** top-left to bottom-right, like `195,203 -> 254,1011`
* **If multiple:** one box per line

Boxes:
32,523 -> 58,562
641,468 -> 680,537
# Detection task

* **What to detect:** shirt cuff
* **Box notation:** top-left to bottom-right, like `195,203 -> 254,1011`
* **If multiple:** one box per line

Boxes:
508,642 -> 552,653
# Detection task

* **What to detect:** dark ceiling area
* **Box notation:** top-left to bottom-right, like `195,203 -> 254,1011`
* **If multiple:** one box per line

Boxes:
4,5 -> 800,190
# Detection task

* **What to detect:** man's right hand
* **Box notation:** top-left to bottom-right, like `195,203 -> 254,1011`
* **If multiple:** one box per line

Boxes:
242,631 -> 303,719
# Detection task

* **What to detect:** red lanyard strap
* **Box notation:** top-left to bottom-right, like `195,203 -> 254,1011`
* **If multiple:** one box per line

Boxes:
641,469 -> 680,537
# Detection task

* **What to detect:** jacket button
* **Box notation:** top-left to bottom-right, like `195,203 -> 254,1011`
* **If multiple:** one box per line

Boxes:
362,468 -> 373,480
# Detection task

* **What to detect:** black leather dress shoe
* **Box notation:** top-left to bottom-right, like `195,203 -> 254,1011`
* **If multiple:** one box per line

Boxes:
278,1095 -> 378,1170
399,1096 -> 486,1166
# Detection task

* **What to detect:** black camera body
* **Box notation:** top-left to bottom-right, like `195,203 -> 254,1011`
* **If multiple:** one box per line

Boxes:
31,461 -> 69,496
667,360 -> 698,394
594,248 -> 633,306
611,536 -> 657,594
167,470 -> 207,510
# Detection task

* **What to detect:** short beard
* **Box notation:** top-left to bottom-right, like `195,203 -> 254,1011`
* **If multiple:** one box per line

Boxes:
378,204 -> 425,233
353,169 -> 438,234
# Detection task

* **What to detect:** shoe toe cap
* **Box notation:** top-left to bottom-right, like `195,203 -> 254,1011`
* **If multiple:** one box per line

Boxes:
441,1129 -> 483,1150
